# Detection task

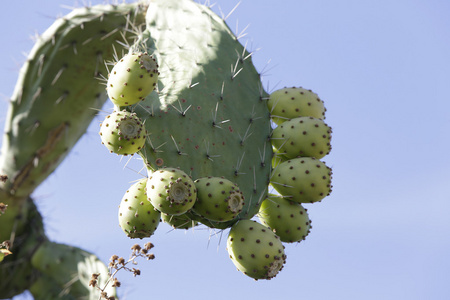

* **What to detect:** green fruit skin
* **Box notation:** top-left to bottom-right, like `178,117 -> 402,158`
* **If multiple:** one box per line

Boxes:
268,87 -> 326,125
192,177 -> 245,222
227,220 -> 286,280
99,110 -> 146,155
118,178 -> 161,239
107,52 -> 159,107
271,116 -> 332,159
271,157 -> 333,203
258,194 -> 311,243
146,167 -> 197,216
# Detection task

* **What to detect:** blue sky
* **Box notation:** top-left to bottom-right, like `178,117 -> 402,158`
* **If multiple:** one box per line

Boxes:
1,0 -> 450,299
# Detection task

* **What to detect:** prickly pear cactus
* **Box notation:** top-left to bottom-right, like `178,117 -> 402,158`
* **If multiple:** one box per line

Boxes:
0,2 -> 148,298
131,0 -> 273,226
30,241 -> 115,299
96,0 -> 335,282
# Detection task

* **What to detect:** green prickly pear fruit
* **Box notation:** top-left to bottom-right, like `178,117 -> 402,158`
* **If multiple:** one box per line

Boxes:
107,52 -> 159,107
271,157 -> 333,203
271,116 -> 332,159
227,220 -> 286,280
258,194 -> 311,243
268,87 -> 326,125
118,178 -> 161,239
146,168 -> 197,216
161,212 -> 198,230
99,110 -> 146,155
192,177 -> 245,222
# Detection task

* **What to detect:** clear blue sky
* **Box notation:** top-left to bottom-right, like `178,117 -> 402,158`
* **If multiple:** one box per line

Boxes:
1,0 -> 449,299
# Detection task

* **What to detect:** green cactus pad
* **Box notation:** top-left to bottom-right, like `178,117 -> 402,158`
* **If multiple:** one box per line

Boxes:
0,3 -> 147,197
268,87 -> 326,125
99,110 -> 146,155
131,0 -> 272,226
147,167 -> 197,215
192,177 -> 244,222
227,220 -> 286,280
30,241 -> 115,299
271,157 -> 333,203
258,194 -> 311,243
161,212 -> 198,230
118,178 -> 161,238
271,116 -> 332,159
107,52 -> 159,107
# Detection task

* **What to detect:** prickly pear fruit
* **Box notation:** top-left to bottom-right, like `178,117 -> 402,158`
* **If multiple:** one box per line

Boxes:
227,220 -> 286,280
267,87 -> 326,125
271,116 -> 332,159
107,52 -> 159,107
161,212 -> 198,230
146,168 -> 197,216
192,177 -> 244,222
258,194 -> 311,243
271,157 -> 333,203
99,110 -> 146,155
118,178 -> 161,239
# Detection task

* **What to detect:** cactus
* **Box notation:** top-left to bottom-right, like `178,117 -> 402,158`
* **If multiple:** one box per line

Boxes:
258,194 -> 312,243
30,241 -> 115,299
118,178 -> 161,239
1,0 -> 337,294
0,2 -> 148,298
227,220 -> 286,280
130,0 -> 273,228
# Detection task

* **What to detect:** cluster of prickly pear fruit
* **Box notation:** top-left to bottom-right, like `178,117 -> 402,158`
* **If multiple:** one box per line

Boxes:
92,0 -> 336,283
98,51 -> 159,156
